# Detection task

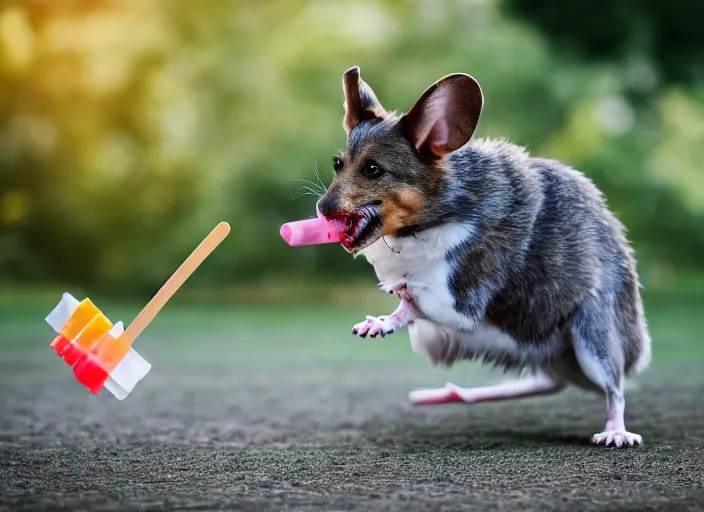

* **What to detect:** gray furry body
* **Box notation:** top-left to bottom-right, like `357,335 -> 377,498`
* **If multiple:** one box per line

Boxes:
362,137 -> 650,389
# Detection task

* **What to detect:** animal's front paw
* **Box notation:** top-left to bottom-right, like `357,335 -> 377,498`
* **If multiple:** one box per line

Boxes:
352,315 -> 397,338
591,430 -> 643,448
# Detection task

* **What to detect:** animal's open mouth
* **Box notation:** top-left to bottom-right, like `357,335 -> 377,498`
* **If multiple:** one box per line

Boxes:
329,203 -> 382,252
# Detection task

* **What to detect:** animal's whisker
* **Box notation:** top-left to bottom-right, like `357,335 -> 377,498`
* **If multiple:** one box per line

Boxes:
287,179 -> 326,195
292,187 -> 322,201
313,162 -> 328,192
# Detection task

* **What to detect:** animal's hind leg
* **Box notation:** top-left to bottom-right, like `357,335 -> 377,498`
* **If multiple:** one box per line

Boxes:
409,372 -> 565,405
571,300 -> 643,448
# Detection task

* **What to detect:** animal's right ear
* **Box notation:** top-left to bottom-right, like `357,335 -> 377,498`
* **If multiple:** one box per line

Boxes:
400,73 -> 483,159
342,66 -> 387,134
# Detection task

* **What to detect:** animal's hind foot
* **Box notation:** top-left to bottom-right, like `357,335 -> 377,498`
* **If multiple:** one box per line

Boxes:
409,375 -> 564,405
591,430 -> 643,448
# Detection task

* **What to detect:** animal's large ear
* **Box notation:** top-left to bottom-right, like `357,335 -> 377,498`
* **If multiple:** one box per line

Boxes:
342,66 -> 387,134
400,74 -> 483,159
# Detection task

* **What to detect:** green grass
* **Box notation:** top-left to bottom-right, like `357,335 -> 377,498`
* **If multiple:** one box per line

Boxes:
0,290 -> 413,365
0,288 -> 702,366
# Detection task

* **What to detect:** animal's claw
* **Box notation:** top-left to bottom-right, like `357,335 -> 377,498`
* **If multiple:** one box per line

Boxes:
377,281 -> 408,297
378,282 -> 394,294
591,430 -> 643,448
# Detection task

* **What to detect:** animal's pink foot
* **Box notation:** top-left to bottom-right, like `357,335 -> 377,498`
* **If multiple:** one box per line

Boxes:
591,430 -> 643,448
408,384 -> 468,404
352,315 -> 400,338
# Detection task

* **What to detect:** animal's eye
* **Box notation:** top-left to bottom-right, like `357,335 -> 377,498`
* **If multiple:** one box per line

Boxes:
333,156 -> 344,173
362,161 -> 384,179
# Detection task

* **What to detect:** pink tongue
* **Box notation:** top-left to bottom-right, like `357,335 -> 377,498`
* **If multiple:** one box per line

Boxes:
280,217 -> 347,246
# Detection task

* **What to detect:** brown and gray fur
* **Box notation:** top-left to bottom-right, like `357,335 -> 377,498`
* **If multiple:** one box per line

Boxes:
316,66 -> 651,447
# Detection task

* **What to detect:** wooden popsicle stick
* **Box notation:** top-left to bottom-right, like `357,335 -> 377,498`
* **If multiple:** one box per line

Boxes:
120,222 -> 231,346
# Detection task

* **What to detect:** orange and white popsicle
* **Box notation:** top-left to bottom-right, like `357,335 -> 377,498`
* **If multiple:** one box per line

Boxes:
45,222 -> 231,399
46,294 -> 148,398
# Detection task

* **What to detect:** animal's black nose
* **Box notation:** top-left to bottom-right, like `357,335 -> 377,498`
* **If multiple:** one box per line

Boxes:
317,188 -> 340,218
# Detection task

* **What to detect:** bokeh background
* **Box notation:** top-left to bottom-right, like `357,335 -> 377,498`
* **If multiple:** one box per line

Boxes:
2,3 -> 704,510
1,0 -> 703,365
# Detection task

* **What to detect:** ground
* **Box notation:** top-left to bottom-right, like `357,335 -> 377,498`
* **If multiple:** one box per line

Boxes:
1,291 -> 703,511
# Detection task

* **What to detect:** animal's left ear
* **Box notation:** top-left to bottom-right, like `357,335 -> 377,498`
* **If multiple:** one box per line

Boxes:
400,74 -> 483,159
342,66 -> 387,134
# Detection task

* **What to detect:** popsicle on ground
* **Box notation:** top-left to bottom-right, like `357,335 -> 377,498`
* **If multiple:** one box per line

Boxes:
280,217 -> 347,246
45,221 -> 231,399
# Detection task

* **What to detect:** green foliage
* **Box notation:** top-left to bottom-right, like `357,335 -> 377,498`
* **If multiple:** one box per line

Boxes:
503,0 -> 704,85
0,0 -> 702,294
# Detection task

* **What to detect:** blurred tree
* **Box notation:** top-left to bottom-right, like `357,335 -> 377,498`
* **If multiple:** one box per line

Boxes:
0,0 -> 702,294
501,0 -> 704,85
0,0 -> 200,292
501,0 -> 704,281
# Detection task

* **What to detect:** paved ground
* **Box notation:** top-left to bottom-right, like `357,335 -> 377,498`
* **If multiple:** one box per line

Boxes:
2,359 -> 704,511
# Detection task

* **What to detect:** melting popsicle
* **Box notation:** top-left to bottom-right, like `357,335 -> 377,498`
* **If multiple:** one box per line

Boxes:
46,295 -> 147,398
45,221 -> 231,399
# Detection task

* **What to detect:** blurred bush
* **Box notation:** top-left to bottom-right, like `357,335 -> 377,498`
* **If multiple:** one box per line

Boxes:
0,0 -> 702,295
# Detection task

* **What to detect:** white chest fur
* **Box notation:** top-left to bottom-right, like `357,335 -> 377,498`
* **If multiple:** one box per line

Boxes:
360,222 -> 478,331
360,222 -> 525,367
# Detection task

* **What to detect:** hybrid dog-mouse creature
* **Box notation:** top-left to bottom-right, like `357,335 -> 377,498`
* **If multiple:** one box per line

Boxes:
316,66 -> 652,448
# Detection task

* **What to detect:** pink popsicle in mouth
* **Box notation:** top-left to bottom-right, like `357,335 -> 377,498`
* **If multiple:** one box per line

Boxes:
280,217 -> 347,246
